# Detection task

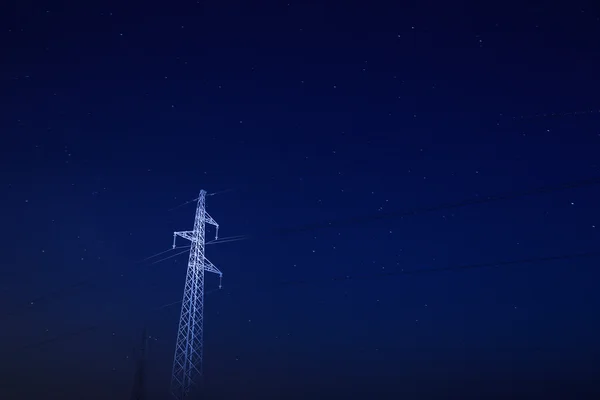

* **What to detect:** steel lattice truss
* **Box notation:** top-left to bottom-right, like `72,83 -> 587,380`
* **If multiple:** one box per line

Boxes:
170,190 -> 222,400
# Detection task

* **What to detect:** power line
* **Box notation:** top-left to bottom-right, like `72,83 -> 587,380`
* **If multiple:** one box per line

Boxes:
7,248 -> 600,355
0,247 -> 187,322
0,236 -> 246,322
165,187 -> 236,212
506,108 -> 600,122
161,249 -> 600,305
148,248 -> 190,266
271,175 -> 600,237
2,175 -> 599,322
206,235 -> 247,245
135,235 -> 245,264
136,247 -> 178,263
168,197 -> 199,212
207,188 -> 236,196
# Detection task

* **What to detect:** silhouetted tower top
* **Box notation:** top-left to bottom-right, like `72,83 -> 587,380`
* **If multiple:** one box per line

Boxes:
130,327 -> 149,400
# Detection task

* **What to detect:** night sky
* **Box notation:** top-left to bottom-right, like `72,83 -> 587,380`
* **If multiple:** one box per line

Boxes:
2,0 -> 600,399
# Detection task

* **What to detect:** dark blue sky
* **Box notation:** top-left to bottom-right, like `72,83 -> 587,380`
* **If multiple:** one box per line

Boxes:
2,0 -> 600,399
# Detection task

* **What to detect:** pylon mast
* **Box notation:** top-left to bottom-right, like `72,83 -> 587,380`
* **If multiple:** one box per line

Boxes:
170,189 -> 222,400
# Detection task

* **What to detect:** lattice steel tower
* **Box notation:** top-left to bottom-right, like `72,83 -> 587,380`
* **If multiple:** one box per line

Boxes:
170,189 -> 222,400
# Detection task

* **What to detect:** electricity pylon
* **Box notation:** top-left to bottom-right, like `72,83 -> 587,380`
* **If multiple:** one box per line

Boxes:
170,189 -> 222,400
130,327 -> 149,400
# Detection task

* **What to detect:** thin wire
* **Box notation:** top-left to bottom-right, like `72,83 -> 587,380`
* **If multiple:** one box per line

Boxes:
508,108 -> 600,121
135,247 -> 179,263
155,299 -> 183,311
135,237 -> 245,265
207,234 -> 246,242
10,248 -> 600,353
204,250 -> 600,294
0,246 -> 191,322
207,188 -> 235,196
0,240 -> 231,321
3,175 -> 599,322
206,235 -> 247,245
168,197 -> 199,212
168,187 -> 236,210
148,249 -> 190,265
273,175 -> 600,236
207,238 -> 245,245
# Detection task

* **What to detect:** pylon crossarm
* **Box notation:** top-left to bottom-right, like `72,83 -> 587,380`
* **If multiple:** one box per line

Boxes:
203,258 -> 222,275
205,212 -> 218,227
205,212 -> 219,239
174,231 -> 195,242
